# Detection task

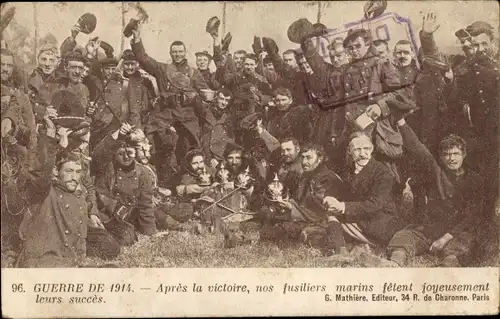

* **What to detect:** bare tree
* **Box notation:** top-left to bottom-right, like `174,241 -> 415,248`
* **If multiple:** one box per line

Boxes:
32,3 -> 37,59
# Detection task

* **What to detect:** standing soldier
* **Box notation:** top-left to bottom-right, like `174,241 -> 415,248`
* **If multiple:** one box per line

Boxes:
121,49 -> 157,127
86,53 -> 141,151
195,50 -> 220,91
27,43 -> 63,124
200,88 -> 235,169
130,23 -> 208,95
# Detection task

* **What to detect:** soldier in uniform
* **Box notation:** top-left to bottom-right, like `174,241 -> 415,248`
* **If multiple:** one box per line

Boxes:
195,50 -> 220,91
1,48 -> 36,150
200,88 -> 235,169
260,143 -> 346,256
27,43 -> 64,124
121,49 -> 157,127
94,123 -> 158,238
301,37 -> 348,170
130,23 -> 209,94
266,87 -> 316,144
86,55 -> 142,151
16,118 -> 120,267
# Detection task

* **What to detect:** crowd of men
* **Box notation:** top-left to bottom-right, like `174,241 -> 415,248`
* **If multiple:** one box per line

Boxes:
1,8 -> 498,268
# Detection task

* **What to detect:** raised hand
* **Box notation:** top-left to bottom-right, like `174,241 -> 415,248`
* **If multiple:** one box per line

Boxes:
422,11 -> 440,34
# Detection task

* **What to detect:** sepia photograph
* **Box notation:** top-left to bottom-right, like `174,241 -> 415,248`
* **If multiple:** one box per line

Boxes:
0,0 -> 498,273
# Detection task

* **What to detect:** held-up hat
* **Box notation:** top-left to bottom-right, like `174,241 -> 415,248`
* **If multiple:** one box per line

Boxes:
287,18 -> 315,44
240,112 -> 263,131
206,16 -> 220,36
76,13 -> 97,34
466,21 -> 494,36
343,28 -> 371,47
50,90 -> 90,129
252,36 -> 263,55
99,41 -> 114,58
312,23 -> 328,36
195,50 -> 213,60
262,37 -> 279,55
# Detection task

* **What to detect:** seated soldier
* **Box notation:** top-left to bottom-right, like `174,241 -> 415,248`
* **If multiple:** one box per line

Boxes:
16,114 -> 120,267
266,87 -> 316,144
384,118 -> 484,267
94,123 -> 158,243
267,137 -> 303,183
260,144 -> 346,256
323,132 -> 405,251
172,149 -> 216,226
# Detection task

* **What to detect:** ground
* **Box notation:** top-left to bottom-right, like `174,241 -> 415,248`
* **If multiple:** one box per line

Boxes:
2,189 -> 498,268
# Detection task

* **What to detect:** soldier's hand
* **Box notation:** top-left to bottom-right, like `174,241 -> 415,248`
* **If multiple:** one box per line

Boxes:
429,233 -> 453,253
45,106 -> 58,119
422,11 -> 440,34
1,118 -> 13,138
85,38 -> 101,57
256,118 -> 264,135
119,122 -> 134,136
259,51 -> 268,60
276,198 -> 292,210
57,127 -> 73,148
86,102 -> 96,116
168,125 -> 177,133
89,214 -> 105,229
70,24 -> 81,39
131,23 -> 141,41
186,184 -> 208,194
365,104 -> 382,120
210,158 -> 219,168
444,69 -> 454,82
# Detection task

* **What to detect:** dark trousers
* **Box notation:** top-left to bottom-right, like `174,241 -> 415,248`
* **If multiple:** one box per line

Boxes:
86,226 -> 121,260
387,225 -> 475,265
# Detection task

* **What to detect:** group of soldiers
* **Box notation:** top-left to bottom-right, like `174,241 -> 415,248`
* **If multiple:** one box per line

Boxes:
0,7 -> 498,268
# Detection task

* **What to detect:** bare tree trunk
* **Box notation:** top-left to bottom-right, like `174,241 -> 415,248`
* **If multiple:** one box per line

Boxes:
222,2 -> 227,36
33,2 -> 38,59
121,2 -> 126,53
317,1 -> 321,23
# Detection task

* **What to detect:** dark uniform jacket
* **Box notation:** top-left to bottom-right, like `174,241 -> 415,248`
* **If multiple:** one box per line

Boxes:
284,163 -> 343,224
198,68 -> 221,91
338,158 -> 403,244
266,104 -> 315,144
124,71 -> 157,126
27,68 -> 66,123
16,135 -> 96,267
399,123 -> 484,239
95,161 -> 157,236
200,106 -> 235,162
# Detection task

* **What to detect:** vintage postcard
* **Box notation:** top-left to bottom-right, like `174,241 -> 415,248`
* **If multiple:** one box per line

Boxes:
1,1 -> 499,317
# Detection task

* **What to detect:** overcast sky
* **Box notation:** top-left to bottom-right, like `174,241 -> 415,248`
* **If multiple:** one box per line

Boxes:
4,1 -> 499,63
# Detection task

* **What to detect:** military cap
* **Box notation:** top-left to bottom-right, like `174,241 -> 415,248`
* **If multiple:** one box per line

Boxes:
76,13 -> 97,34
245,53 -> 259,62
121,49 -> 137,61
99,41 -> 115,58
343,28 -> 371,47
195,50 -> 212,60
287,18 -> 315,44
38,43 -> 59,57
240,112 -> 263,131
206,16 -> 220,36
50,90 -> 90,129
312,22 -> 328,36
466,21 -> 494,36
99,57 -> 118,67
